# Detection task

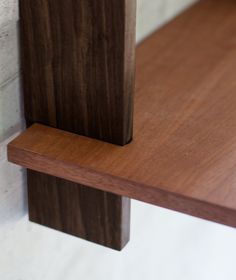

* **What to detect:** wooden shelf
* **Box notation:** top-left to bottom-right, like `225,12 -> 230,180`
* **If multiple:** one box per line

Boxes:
8,0 -> 236,228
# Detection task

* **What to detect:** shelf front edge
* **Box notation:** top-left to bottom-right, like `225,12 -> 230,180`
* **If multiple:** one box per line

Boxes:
7,124 -> 236,229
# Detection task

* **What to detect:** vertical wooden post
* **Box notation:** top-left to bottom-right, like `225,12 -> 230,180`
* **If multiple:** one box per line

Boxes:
20,0 -> 136,250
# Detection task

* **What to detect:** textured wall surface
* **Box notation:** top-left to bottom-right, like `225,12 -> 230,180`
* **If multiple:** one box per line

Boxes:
2,1 -> 236,280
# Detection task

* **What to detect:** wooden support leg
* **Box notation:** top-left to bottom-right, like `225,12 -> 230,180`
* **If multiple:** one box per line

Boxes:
20,0 -> 136,250
27,171 -> 130,250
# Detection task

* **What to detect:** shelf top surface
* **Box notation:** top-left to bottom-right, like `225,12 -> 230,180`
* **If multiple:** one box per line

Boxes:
8,0 -> 236,227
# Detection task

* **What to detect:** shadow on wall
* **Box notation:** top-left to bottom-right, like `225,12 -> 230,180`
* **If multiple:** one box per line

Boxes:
0,73 -> 27,224
0,19 -> 27,224
0,20 -> 24,142
0,76 -> 25,142
0,141 -> 27,225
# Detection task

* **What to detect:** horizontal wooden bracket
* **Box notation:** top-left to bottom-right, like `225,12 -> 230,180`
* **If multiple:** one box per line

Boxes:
8,76 -> 236,227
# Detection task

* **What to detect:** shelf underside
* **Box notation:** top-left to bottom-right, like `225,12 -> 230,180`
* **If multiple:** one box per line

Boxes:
8,0 -> 236,227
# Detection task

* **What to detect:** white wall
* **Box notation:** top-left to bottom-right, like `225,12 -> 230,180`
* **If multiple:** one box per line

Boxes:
2,1 -> 236,280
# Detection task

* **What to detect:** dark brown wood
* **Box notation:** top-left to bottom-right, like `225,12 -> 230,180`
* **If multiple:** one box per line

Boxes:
19,0 -> 136,249
20,0 -> 136,144
9,0 -> 236,228
27,171 -> 130,250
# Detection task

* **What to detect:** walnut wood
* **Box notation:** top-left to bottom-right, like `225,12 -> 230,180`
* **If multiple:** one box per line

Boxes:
19,0 -> 136,249
9,0 -> 236,228
27,171 -> 130,250
20,0 -> 136,144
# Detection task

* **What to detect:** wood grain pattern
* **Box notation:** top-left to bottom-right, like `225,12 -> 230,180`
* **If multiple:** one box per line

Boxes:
27,171 -> 130,250
9,0 -> 236,228
20,0 -> 136,144
19,0 -> 136,249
